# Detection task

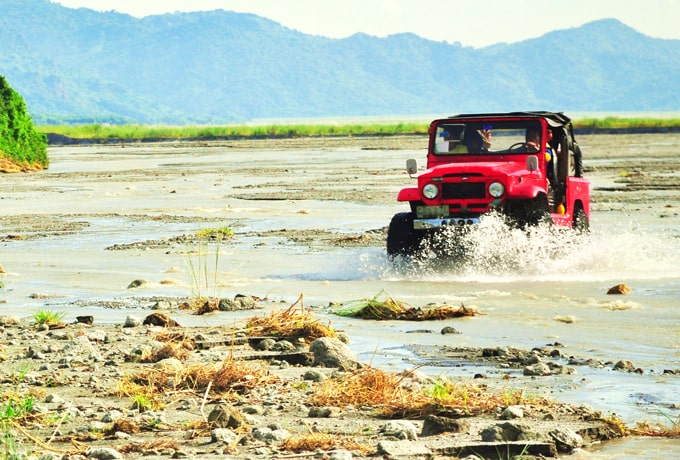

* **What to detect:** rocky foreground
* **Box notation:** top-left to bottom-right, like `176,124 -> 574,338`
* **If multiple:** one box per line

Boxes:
0,302 -> 625,460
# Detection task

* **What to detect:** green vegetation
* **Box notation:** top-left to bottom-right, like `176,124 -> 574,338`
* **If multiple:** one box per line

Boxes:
38,117 -> 680,143
0,75 -> 49,171
573,116 -> 680,130
33,310 -> 65,327
39,121 -> 428,140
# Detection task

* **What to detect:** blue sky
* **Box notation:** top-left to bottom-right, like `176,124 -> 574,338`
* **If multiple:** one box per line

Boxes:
53,0 -> 680,48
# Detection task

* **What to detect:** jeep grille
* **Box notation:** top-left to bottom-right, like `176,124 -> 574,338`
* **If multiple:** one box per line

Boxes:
442,182 -> 486,199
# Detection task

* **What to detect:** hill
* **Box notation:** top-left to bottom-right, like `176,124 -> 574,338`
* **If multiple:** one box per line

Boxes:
1,0 -> 679,124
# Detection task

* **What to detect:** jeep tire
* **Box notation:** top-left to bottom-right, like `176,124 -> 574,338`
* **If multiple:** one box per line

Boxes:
386,212 -> 419,256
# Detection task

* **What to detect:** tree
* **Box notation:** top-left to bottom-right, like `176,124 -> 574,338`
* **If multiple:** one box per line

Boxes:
0,75 -> 48,171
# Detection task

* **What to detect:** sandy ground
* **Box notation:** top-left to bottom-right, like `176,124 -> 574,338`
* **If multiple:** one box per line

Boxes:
0,133 -> 679,459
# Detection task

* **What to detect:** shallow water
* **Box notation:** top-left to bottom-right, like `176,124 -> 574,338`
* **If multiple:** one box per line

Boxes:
1,140 -> 679,458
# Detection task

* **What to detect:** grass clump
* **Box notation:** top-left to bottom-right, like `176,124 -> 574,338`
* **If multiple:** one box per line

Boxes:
333,290 -> 479,321
311,367 -> 554,419
185,229 -> 231,312
246,293 -> 335,340
632,413 -> 680,437
33,310 -> 65,327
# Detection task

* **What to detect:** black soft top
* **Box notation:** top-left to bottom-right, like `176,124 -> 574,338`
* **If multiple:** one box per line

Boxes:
446,111 -> 572,128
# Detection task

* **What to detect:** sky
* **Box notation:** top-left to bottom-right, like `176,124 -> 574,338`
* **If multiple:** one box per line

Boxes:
52,0 -> 680,48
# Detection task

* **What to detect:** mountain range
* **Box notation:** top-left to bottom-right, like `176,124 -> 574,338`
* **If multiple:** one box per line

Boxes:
2,0 -> 679,125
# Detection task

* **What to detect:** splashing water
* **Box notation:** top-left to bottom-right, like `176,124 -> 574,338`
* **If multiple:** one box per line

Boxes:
382,213 -> 679,283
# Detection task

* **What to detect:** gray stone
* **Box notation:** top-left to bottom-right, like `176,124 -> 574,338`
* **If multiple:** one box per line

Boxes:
329,450 -> 353,460
207,404 -> 245,429
303,369 -> 328,382
420,414 -> 470,436
379,420 -> 419,440
211,428 -> 238,444
500,405 -> 524,420
524,362 -> 552,376
86,447 -> 123,459
309,337 -> 359,370
550,427 -> 584,452
123,315 -> 141,327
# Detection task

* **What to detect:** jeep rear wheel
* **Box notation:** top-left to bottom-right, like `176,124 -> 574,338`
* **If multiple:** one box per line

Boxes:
386,212 -> 420,256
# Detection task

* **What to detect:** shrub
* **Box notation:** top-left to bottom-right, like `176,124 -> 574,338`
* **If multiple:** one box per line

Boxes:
0,75 -> 49,171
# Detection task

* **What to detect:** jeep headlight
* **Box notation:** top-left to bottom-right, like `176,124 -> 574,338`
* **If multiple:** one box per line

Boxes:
488,182 -> 504,198
422,183 -> 439,199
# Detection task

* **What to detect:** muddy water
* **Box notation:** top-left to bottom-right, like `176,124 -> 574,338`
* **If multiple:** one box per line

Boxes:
1,135 -> 679,458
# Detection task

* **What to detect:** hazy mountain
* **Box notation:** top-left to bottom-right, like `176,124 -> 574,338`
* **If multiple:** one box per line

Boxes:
1,0 -> 679,124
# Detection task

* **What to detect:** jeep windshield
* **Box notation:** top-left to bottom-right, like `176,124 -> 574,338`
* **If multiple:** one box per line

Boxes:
433,120 -> 543,155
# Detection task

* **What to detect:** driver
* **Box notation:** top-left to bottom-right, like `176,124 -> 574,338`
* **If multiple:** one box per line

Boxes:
525,129 -> 541,152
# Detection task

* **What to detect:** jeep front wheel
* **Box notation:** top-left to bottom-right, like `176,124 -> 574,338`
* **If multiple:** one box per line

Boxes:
386,212 -> 420,256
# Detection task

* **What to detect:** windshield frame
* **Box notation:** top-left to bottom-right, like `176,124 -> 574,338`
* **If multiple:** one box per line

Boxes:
431,119 -> 546,156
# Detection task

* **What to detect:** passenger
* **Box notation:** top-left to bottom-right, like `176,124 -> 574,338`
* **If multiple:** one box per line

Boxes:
545,128 -> 557,187
465,129 -> 491,153
445,126 -> 467,153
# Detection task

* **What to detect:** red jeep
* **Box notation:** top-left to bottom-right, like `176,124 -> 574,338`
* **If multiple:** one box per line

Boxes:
387,112 -> 590,256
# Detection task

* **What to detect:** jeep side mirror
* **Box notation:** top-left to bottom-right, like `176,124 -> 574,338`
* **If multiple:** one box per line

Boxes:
406,159 -> 418,176
526,155 -> 539,172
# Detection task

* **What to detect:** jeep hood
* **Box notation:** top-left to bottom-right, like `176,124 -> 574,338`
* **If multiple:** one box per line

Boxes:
422,160 -> 531,178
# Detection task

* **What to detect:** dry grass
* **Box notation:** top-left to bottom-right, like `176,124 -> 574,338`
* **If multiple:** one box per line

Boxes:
246,293 -> 336,340
119,356 -> 277,401
632,418 -> 680,438
281,432 -> 373,455
333,290 -> 480,320
118,438 -> 181,454
311,366 -> 555,419
139,342 -> 191,363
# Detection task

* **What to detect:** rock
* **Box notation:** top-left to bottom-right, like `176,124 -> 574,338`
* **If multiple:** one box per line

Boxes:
252,426 -> 290,442
303,369 -> 328,382
420,414 -> 470,436
254,338 -> 276,350
127,279 -> 149,289
142,312 -> 181,327
76,315 -> 94,325
86,329 -> 108,343
207,404 -> 245,429
211,428 -> 238,444
379,420 -> 418,440
86,447 -> 123,459
524,362 -> 552,376
124,315 -> 141,327
501,405 -> 524,420
218,295 -> 261,311
329,450 -> 353,460
309,337 -> 359,370
308,406 -> 341,418
270,340 -> 296,352
0,315 -> 20,326
550,427 -> 584,452
614,359 -> 635,371
607,283 -> 632,295
481,422 -> 538,442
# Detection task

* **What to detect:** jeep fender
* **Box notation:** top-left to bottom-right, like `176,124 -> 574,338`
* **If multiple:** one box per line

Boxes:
505,181 -> 546,201
397,187 -> 421,202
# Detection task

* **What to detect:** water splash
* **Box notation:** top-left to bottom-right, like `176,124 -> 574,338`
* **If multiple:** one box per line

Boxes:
380,214 -> 679,283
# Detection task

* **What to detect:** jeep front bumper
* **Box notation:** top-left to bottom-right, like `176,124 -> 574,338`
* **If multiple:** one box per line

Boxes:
413,216 -> 482,230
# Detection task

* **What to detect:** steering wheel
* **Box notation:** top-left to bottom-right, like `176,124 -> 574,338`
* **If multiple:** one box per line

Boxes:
508,142 -> 527,151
